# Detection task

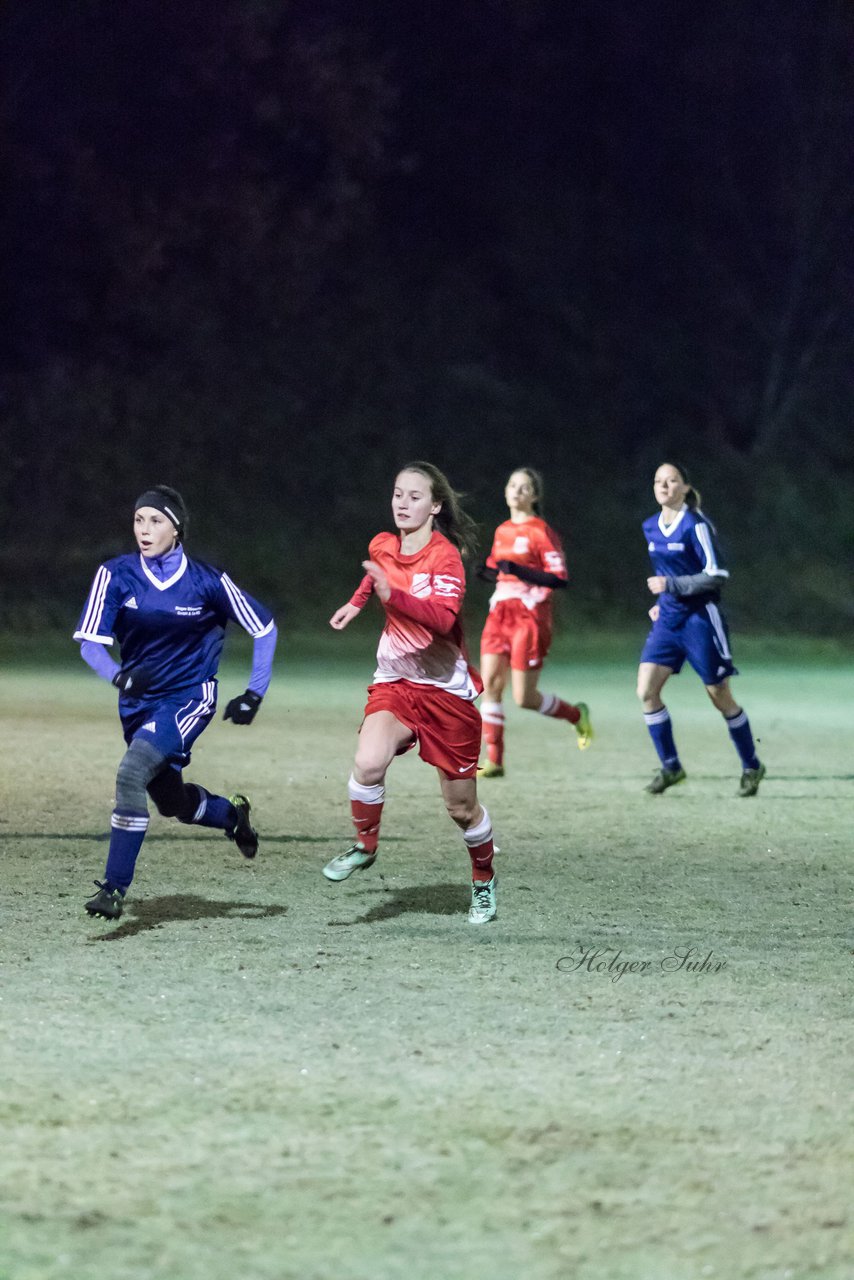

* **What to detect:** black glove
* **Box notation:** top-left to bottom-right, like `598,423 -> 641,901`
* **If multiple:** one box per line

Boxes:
112,665 -> 153,696
223,689 -> 262,724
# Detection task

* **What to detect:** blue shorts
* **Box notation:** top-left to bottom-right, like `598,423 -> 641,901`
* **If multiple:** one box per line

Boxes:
119,680 -> 218,767
640,605 -> 737,686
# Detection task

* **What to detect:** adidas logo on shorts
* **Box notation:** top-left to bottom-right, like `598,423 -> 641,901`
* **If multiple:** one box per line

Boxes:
142,721 -> 157,732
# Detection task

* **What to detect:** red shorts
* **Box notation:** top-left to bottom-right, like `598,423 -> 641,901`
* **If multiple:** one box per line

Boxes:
480,598 -> 553,671
363,681 -> 481,780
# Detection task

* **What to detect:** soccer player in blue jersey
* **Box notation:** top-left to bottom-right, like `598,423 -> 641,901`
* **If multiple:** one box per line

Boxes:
74,485 -> 278,920
638,462 -> 765,797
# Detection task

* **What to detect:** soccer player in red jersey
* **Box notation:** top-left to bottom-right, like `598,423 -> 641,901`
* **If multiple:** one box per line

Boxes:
476,467 -> 592,777
325,462 -> 499,924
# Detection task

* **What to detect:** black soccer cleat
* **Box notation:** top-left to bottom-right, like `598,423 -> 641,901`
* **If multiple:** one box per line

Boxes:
644,765 -> 687,795
738,762 -> 766,797
85,880 -> 125,920
227,793 -> 258,859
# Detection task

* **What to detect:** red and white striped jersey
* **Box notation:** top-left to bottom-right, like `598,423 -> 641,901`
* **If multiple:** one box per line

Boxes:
350,530 -> 479,699
487,516 -> 567,610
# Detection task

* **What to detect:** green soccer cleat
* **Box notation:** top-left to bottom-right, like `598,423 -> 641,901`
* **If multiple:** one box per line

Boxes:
227,794 -> 258,859
738,762 -> 766,797
85,880 -> 125,920
645,766 -> 687,795
468,876 -> 497,924
323,844 -> 378,882
476,760 -> 505,779
574,702 -> 594,750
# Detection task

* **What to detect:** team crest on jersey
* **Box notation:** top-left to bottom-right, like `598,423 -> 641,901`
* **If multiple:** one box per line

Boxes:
410,573 -> 432,598
512,536 -> 530,554
124,596 -> 138,609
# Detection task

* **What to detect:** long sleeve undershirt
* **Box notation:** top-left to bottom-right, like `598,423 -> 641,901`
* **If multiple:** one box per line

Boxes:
664,572 -> 724,597
385,587 -> 457,635
247,625 -> 277,696
79,639 -> 120,683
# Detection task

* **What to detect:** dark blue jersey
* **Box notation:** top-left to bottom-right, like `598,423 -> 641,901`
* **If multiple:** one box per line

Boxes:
643,506 -> 729,622
74,551 -> 274,698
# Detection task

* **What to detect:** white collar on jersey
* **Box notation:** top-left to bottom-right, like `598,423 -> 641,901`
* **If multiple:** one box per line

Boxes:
658,505 -> 688,537
139,550 -> 188,591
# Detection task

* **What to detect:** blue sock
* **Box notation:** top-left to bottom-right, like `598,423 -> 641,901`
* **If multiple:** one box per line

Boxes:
104,809 -> 150,893
644,707 -> 681,770
725,708 -> 760,770
183,786 -> 236,832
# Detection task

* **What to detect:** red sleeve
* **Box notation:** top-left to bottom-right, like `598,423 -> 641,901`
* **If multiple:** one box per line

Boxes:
538,523 -> 568,581
386,588 -> 457,635
485,526 -> 499,571
349,574 -> 374,609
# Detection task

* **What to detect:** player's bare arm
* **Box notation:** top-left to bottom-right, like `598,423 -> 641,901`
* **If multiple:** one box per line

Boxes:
330,603 -> 361,630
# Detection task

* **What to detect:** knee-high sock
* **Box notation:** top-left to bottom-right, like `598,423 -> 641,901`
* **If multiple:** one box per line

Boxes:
538,692 -> 580,725
481,701 -> 505,765
105,738 -> 163,893
182,785 -> 237,831
644,706 -> 681,770
463,807 -> 495,883
104,809 -> 150,893
725,708 -> 760,770
348,775 -> 384,852
148,769 -> 236,831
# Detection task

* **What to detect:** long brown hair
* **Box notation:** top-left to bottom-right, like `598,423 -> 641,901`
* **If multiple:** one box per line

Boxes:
399,461 -> 479,558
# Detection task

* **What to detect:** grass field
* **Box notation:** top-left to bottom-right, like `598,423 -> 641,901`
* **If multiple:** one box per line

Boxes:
1,638 -> 852,1280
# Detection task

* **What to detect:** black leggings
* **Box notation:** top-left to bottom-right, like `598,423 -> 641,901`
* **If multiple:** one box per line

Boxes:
147,767 -> 202,823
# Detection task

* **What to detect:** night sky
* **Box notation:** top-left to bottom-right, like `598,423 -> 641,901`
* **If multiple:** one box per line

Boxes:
2,0 -> 852,631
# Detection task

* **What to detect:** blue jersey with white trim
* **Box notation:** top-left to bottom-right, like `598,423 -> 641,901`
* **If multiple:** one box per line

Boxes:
642,507 -> 729,622
74,551 -> 274,698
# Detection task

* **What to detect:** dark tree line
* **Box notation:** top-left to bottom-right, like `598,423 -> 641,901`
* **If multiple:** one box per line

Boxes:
2,0 -> 853,632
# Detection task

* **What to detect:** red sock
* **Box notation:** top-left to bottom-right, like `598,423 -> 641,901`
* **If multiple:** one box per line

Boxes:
350,800 -> 383,852
348,776 -> 385,853
467,839 -> 495,882
463,808 -> 495,882
481,700 -> 505,765
539,691 -> 579,724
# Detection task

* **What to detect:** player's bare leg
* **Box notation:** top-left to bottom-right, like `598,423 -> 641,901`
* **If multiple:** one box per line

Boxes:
439,775 -> 497,923
478,652 -> 509,776
324,711 -> 414,881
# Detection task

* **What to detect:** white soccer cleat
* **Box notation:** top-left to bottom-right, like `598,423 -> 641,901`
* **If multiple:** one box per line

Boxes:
323,844 -> 378,882
468,876 -> 497,924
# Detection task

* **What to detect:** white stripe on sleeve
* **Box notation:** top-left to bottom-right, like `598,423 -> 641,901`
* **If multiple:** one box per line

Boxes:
695,524 -> 729,579
220,573 -> 267,636
75,566 -> 113,640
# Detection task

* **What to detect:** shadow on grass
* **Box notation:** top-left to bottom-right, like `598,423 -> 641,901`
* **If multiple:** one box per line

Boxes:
87,894 -> 288,942
5,832 -> 404,844
327,881 -> 466,926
